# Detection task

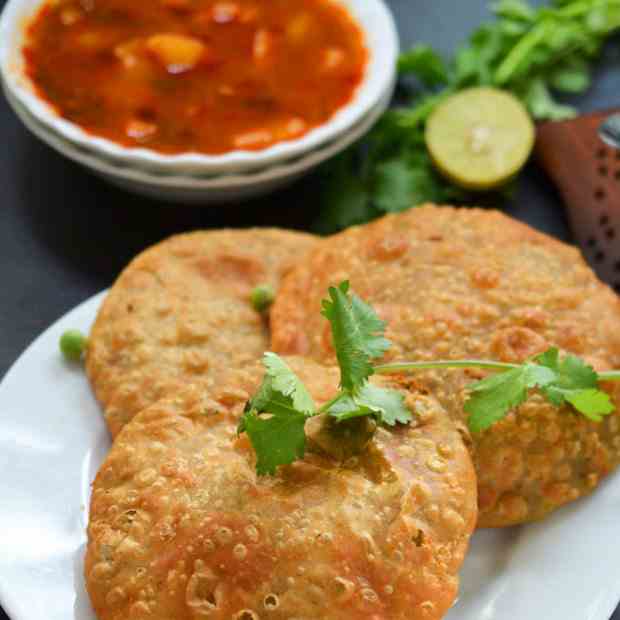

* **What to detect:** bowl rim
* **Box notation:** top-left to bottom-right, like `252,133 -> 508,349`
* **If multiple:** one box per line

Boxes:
0,0 -> 398,174
3,75 -> 393,189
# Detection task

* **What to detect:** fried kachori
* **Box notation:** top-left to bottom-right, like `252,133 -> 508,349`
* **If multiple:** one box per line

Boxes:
85,358 -> 477,620
86,228 -> 316,438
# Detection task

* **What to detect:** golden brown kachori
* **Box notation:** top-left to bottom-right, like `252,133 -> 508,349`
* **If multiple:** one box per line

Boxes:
86,228 -> 316,437
85,358 -> 477,620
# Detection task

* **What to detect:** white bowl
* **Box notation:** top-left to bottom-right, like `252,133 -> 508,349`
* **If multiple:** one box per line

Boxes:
4,78 -> 392,203
0,0 -> 398,176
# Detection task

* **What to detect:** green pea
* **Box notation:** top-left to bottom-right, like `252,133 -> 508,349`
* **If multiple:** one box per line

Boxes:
251,284 -> 275,313
60,329 -> 88,362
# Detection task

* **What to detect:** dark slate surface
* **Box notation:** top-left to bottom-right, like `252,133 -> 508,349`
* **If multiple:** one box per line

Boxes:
0,0 -> 618,618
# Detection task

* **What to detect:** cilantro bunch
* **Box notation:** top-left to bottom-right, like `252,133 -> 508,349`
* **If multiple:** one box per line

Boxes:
316,0 -> 620,233
239,281 -> 617,475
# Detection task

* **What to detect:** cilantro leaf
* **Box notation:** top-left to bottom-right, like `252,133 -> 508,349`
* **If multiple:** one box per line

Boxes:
321,282 -> 390,391
493,0 -> 536,22
238,353 -> 315,475
372,159 -> 423,213
372,156 -> 451,213
324,384 -> 412,426
398,44 -> 450,87
519,78 -> 576,121
534,346 -> 560,370
550,352 -> 598,388
564,389 -> 614,422
534,348 -> 614,418
241,408 -> 307,476
493,21 -> 552,85
313,153 -> 377,235
549,57 -> 591,93
354,383 -> 412,426
324,392 -> 374,422
243,386 -> 307,421
262,352 -> 315,413
319,282 -> 411,429
535,347 -> 597,405
465,363 -> 556,433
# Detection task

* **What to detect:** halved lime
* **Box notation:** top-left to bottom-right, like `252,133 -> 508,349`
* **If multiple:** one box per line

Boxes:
425,87 -> 535,191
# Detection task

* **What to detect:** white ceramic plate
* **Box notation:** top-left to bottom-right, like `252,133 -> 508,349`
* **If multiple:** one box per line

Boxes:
2,295 -> 620,620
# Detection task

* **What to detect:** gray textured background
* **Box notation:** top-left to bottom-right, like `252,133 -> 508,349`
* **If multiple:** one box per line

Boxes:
0,0 -> 619,618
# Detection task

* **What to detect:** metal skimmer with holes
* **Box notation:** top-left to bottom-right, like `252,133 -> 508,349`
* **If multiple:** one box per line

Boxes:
536,109 -> 620,293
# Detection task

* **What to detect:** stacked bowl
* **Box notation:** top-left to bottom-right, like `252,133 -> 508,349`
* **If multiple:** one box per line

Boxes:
0,0 -> 399,204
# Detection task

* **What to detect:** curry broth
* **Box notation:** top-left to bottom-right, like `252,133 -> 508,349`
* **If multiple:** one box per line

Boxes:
24,0 -> 367,155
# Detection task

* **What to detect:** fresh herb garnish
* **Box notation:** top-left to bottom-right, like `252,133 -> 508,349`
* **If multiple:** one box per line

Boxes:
238,352 -> 315,475
377,349 -> 616,432
238,282 -> 410,474
463,348 -> 614,432
320,281 -> 390,390
316,0 -> 620,232
319,282 -> 411,425
238,282 -> 618,475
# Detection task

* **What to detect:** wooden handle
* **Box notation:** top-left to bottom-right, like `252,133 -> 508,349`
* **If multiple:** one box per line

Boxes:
535,108 -> 620,291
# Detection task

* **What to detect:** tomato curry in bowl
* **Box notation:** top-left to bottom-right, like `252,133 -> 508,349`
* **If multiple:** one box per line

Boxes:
0,0 -> 397,174
0,0 -> 401,178
21,0 -> 368,158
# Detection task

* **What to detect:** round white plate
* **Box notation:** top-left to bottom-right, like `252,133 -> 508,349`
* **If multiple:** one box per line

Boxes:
1,294 -> 620,620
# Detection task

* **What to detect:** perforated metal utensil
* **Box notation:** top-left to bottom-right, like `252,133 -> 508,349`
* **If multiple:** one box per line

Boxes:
599,114 -> 620,150
536,108 -> 620,293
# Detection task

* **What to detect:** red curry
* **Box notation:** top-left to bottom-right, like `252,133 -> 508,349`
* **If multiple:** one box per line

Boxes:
24,0 -> 367,155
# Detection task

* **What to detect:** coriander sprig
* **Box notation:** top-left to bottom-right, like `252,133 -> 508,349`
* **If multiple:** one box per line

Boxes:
318,282 -> 412,426
376,348 -> 615,433
238,281 -> 618,475
238,282 -> 411,474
